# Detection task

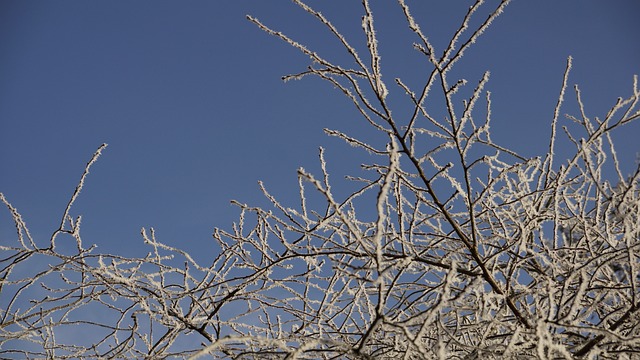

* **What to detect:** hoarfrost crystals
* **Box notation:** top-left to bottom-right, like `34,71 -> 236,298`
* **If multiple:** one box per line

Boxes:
2,1 -> 639,359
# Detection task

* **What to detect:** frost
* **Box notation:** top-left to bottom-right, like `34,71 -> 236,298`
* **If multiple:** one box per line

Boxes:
2,2 -> 639,359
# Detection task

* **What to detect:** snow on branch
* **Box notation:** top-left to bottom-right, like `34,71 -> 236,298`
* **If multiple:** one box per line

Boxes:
2,2 -> 639,359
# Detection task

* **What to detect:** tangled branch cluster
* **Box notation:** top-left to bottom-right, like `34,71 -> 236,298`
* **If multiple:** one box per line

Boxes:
2,1 -> 639,358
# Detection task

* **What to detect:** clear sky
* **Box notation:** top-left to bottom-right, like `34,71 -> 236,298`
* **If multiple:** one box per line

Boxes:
1,1 -> 638,263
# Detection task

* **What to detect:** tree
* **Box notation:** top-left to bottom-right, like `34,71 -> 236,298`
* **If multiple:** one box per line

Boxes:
1,1 -> 639,358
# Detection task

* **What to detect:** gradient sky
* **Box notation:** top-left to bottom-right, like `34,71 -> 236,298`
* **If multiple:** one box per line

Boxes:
1,1 -> 638,263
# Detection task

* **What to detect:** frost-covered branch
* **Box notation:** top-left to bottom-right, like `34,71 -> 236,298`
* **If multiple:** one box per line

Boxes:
2,1 -> 639,358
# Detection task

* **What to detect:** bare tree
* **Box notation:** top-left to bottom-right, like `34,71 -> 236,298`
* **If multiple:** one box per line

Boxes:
2,1 -> 639,358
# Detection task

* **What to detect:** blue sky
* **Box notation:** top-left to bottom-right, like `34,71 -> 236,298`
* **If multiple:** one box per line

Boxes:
1,1 -> 638,262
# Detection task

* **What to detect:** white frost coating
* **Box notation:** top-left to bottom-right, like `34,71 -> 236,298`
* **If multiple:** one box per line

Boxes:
373,138 -> 399,274
0,193 -> 36,249
2,2 -> 639,359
